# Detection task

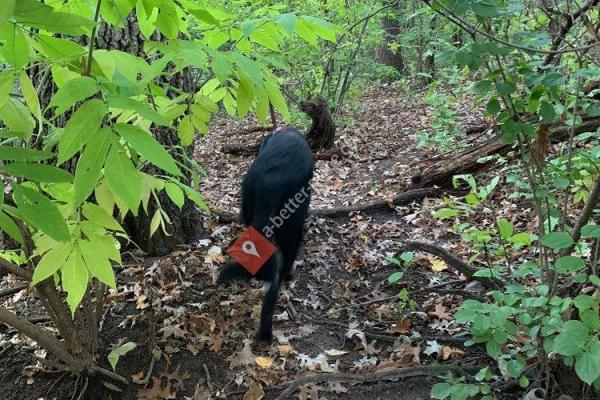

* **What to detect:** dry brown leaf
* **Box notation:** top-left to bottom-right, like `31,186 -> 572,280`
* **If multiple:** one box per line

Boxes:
131,370 -> 145,385
243,380 -> 265,400
137,378 -> 176,400
442,346 -> 465,360
229,339 -> 255,368
429,304 -> 453,321
388,318 -> 411,334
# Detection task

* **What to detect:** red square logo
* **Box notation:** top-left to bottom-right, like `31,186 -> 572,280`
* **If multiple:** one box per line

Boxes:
227,226 -> 277,276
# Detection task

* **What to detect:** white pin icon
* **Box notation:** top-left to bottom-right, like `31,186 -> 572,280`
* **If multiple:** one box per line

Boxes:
242,240 -> 260,257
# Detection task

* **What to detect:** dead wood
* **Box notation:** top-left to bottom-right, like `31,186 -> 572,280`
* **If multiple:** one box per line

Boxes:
312,188 -> 465,217
272,362 -> 475,400
300,97 -> 337,152
412,117 -> 600,188
212,187 -> 465,223
401,241 -> 502,289
233,125 -> 273,135
221,141 -> 262,156
0,284 -> 28,298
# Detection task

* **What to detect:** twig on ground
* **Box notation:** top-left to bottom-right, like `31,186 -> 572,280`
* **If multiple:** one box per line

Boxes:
400,241 -> 502,289
272,363 -> 471,400
0,283 -> 28,298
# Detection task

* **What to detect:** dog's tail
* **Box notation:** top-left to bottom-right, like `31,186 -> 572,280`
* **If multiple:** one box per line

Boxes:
217,262 -> 253,284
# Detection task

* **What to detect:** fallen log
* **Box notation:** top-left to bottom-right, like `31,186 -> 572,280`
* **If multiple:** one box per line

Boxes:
312,187 -> 465,218
412,117 -> 600,188
211,187 -> 465,222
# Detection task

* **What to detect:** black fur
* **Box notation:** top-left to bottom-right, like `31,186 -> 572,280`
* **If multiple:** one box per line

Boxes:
218,127 -> 313,342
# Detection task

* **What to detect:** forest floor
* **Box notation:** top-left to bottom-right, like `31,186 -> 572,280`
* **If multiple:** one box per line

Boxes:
0,85 -> 532,400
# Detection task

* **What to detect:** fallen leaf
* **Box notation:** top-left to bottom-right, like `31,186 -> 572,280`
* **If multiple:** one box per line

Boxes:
243,380 -> 265,400
389,318 -> 411,334
429,304 -> 452,321
324,349 -> 348,357
427,255 -> 447,271
442,346 -> 465,360
255,356 -> 273,369
229,339 -> 255,368
137,377 -> 176,400
277,344 -> 296,357
131,370 -> 145,384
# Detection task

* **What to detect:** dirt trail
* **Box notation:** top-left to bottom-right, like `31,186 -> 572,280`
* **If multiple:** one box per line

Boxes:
0,87 -> 490,400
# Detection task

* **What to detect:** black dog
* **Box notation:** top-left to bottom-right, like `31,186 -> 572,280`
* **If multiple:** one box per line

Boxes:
218,127 -> 313,342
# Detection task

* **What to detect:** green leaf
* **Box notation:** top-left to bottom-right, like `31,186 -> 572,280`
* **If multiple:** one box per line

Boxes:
114,124 -> 182,176
104,146 -> 141,214
0,211 -> 23,245
486,98 -> 500,115
82,203 -> 123,232
236,71 -> 254,118
155,1 -> 178,39
581,224 -> 600,238
31,242 -> 73,286
180,184 -> 209,213
14,0 -> 94,35
19,71 -> 40,121
150,209 -> 162,237
58,99 -> 107,165
387,271 -> 404,283
2,162 -> 72,183
575,341 -> 600,384
473,80 -> 493,95
0,146 -> 54,162
209,50 -> 232,84
540,101 -> 556,123
61,247 -> 89,316
73,128 -> 113,209
553,320 -> 589,356
189,8 -> 219,25
275,13 -> 297,34
301,16 -> 336,41
497,218 -> 513,239
107,342 -> 137,371
48,76 -> 99,116
472,1 -> 498,18
233,52 -> 263,86
430,382 -> 452,399
36,35 -> 86,60
177,115 -> 194,146
555,256 -> 585,273
496,81 -> 516,96
13,184 -> 70,243
432,208 -> 459,219
165,182 -> 184,209
79,239 -> 116,288
265,80 -> 289,120
107,96 -> 170,126
0,0 -> 15,24
0,24 -> 30,69
0,99 -> 35,140
540,232 -> 574,250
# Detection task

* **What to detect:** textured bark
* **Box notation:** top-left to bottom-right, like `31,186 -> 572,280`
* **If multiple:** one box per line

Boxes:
94,15 -> 203,255
412,117 -> 600,189
374,6 -> 404,74
299,98 -> 336,152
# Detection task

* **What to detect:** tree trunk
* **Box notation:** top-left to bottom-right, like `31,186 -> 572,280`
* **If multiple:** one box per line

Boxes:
374,3 -> 404,75
30,15 -> 204,256
299,98 -> 336,152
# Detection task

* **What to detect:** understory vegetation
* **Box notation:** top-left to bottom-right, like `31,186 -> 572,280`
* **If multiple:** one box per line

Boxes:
0,0 -> 598,399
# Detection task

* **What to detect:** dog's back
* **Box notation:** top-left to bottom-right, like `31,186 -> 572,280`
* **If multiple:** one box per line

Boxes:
218,127 -> 313,342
